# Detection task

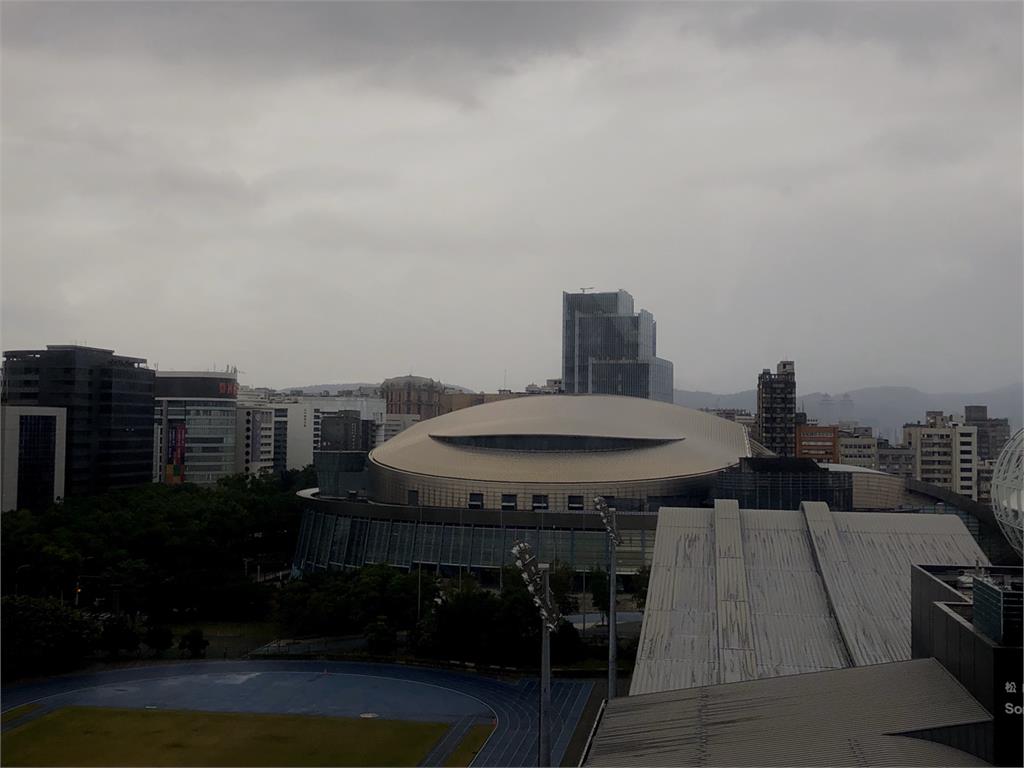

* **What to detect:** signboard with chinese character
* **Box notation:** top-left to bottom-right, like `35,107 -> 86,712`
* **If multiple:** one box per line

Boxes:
164,421 -> 187,485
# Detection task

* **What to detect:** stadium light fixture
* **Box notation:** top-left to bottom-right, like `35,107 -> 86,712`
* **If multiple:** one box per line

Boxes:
511,539 -> 558,767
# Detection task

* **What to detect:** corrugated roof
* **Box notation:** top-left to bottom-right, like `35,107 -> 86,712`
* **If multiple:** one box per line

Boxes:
588,659 -> 991,767
629,502 -> 989,696
369,395 -> 751,483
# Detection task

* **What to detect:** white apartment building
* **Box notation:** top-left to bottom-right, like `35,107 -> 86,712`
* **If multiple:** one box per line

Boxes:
903,411 -> 978,500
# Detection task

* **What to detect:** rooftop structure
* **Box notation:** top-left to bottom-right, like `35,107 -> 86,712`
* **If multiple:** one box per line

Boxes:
586,658 -> 991,767
367,395 -> 753,509
630,500 -> 987,696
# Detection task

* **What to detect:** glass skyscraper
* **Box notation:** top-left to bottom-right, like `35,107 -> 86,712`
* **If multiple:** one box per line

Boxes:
561,290 -> 674,402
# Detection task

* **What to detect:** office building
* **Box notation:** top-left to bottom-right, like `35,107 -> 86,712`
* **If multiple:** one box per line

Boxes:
152,372 -> 237,486
320,410 -> 375,452
236,404 -> 275,476
561,290 -> 674,402
373,413 -> 421,447
754,360 -> 797,456
2,345 -> 154,497
838,427 -> 878,469
878,438 -> 915,480
795,424 -> 840,462
1,405 -> 67,512
904,411 -> 978,500
964,404 -> 1012,462
381,375 -> 444,420
270,401 -> 314,472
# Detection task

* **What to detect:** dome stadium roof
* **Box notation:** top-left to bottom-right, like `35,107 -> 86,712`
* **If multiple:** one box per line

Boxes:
368,395 -> 752,484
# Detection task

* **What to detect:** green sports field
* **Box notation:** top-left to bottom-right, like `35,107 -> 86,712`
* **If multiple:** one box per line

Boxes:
2,706 -> 449,767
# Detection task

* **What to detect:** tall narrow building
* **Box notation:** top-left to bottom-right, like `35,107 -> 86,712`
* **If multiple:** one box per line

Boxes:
754,361 -> 797,456
1,345 -> 155,497
561,290 -> 674,402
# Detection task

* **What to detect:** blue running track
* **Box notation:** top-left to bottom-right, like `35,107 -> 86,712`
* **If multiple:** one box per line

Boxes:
2,660 -> 593,767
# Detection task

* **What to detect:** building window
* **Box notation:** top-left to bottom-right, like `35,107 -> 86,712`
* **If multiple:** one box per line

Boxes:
407,489 -> 419,506
601,495 -> 616,510
468,492 -> 484,510
568,495 -> 584,511
501,494 -> 516,511
532,494 -> 549,511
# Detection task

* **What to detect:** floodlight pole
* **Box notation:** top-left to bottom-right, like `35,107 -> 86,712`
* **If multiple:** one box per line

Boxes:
539,565 -> 552,768
595,496 -> 619,701
608,530 -> 617,700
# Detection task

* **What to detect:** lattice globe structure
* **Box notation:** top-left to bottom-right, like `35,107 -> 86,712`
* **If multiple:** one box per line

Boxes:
991,428 -> 1023,557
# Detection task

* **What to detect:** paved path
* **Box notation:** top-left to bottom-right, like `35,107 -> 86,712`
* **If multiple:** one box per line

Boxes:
2,660 -> 593,767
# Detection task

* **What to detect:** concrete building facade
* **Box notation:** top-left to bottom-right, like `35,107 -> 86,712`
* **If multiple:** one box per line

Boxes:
754,360 -> 796,456
381,375 -> 444,420
838,429 -> 879,469
904,412 -> 978,501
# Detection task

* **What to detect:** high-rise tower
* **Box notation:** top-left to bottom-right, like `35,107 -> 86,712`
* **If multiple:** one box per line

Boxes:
561,290 -> 674,402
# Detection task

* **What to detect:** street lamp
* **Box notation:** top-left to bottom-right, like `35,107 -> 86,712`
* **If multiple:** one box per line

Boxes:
511,540 -> 560,768
594,496 -> 621,700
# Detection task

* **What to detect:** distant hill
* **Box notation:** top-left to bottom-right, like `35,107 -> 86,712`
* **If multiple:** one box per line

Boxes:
675,382 -> 1023,441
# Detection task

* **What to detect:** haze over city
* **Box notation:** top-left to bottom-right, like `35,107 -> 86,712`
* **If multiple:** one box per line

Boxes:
2,1 -> 1021,394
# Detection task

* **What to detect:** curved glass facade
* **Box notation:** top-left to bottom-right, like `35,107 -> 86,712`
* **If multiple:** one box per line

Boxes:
293,499 -> 656,575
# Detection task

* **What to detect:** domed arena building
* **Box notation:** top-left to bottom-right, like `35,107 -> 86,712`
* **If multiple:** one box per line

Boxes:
294,396 -> 759,575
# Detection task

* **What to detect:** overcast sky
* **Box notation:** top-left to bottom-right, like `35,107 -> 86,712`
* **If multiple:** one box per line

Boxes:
2,1 -> 1021,394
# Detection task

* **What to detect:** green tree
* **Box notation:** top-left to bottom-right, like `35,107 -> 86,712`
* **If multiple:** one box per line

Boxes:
365,618 -> 397,657
547,562 -> 580,615
588,568 -> 610,621
100,616 -> 140,659
632,565 -> 651,610
179,627 -> 209,659
142,624 -> 174,657
1,596 -> 98,679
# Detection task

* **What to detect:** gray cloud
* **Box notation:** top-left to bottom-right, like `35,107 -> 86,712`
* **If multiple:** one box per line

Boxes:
1,1 -> 1020,395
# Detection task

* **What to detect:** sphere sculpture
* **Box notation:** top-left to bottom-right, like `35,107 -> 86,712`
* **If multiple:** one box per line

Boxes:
991,428 -> 1023,557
